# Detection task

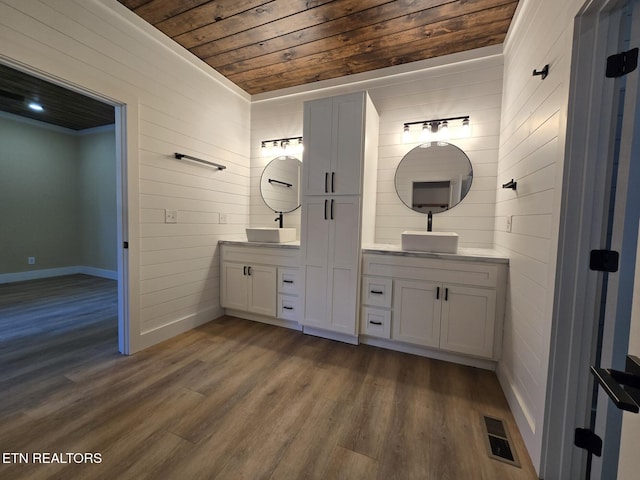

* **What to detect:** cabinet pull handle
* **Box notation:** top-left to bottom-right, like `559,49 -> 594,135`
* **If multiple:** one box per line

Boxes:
325,172 -> 328,193
324,199 -> 328,220
445,287 -> 449,301
369,320 -> 383,325
283,279 -> 294,284
370,290 -> 384,295
283,306 -> 294,310
331,172 -> 335,192
247,266 -> 252,276
243,266 -> 247,275
436,286 -> 440,299
330,198 -> 334,220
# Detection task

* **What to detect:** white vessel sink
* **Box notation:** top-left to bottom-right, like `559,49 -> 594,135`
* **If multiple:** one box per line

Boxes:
401,231 -> 459,253
246,227 -> 296,243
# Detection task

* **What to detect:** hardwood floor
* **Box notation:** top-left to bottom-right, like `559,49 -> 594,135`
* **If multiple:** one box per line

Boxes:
0,276 -> 537,479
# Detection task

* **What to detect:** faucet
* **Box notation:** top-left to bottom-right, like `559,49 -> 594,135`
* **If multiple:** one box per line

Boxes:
427,211 -> 433,232
275,212 -> 283,228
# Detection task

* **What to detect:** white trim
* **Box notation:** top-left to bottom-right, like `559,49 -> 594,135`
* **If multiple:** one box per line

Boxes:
360,335 -> 497,370
302,326 -> 359,345
224,309 -> 303,331
0,266 -> 117,284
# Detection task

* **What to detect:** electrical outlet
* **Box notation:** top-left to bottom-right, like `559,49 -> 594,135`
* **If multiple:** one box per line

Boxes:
165,209 -> 177,224
28,256 -> 36,265
506,215 -> 513,233
219,213 -> 227,224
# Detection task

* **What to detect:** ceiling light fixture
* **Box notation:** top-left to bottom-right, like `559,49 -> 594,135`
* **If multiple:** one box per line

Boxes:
28,102 -> 44,112
402,116 -> 470,143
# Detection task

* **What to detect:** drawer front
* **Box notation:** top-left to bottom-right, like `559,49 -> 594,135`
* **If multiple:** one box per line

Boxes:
362,276 -> 393,308
360,307 -> 392,339
278,294 -> 301,322
278,268 -> 300,295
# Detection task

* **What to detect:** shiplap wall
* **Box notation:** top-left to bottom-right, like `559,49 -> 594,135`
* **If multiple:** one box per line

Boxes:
496,0 -> 585,471
251,50 -> 504,248
0,0 -> 251,352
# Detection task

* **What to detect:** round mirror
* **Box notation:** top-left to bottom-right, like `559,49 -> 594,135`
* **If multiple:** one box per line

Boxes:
394,142 -> 473,214
260,155 -> 302,213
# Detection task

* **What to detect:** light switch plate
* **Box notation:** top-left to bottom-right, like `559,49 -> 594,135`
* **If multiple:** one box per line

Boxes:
219,213 -> 227,224
165,209 -> 177,224
506,215 -> 513,233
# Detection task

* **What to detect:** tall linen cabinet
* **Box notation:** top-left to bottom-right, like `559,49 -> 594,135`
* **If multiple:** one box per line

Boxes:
300,91 -> 379,343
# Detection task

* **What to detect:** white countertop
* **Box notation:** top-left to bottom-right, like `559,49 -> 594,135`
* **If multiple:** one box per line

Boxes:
362,243 -> 509,264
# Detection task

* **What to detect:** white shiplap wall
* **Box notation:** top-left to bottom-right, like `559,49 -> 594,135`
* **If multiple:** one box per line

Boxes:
0,0 -> 251,352
251,49 -> 504,248
496,0 -> 586,471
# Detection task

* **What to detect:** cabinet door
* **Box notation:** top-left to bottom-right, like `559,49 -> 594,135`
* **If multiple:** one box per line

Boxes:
332,93 -> 364,195
393,279 -> 441,348
328,196 -> 361,334
301,197 -> 331,328
247,265 -> 277,317
303,97 -> 333,196
440,285 -> 496,358
221,262 -> 248,311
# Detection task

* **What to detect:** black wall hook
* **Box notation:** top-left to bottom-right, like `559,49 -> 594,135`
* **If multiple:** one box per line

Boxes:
533,64 -> 549,79
502,179 -> 517,190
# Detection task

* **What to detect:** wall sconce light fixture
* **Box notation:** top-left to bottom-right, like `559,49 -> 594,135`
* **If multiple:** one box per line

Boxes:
402,116 -> 470,143
261,136 -> 303,157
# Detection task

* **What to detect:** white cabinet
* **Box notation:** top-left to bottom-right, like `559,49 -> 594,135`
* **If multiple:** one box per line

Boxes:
303,92 -> 365,196
301,196 -> 361,335
393,279 -> 496,358
361,252 -> 507,362
300,91 -> 379,340
221,262 -> 276,317
220,243 -> 301,326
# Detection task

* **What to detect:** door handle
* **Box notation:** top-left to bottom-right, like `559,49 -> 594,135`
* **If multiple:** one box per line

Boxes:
330,198 -> 334,220
436,286 -> 440,299
243,266 -> 247,275
445,287 -> 449,301
325,172 -> 328,193
370,290 -> 384,295
591,355 -> 640,413
331,172 -> 335,192
283,279 -> 294,284
247,266 -> 252,276
283,305 -> 294,310
324,199 -> 328,220
369,320 -> 383,325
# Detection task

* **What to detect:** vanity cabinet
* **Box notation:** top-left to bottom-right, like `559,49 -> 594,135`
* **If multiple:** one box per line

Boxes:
361,252 -> 507,362
220,243 -> 301,325
300,91 -> 379,340
221,262 -> 276,316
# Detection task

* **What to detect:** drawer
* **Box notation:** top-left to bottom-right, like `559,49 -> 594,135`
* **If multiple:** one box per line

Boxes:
360,307 -> 391,339
278,294 -> 301,322
361,276 -> 393,308
278,268 -> 300,295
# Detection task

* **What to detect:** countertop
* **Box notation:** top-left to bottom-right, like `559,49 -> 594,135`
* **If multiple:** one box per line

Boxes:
218,240 -> 508,264
218,239 -> 300,249
361,243 -> 509,264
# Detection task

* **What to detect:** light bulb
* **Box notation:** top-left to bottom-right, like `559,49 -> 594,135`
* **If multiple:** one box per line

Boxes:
461,117 -> 470,138
402,124 -> 412,143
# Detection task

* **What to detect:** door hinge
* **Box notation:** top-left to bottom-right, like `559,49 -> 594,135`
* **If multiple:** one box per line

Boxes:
123,241 -> 129,249
589,249 -> 619,272
574,428 -> 603,457
606,48 -> 639,78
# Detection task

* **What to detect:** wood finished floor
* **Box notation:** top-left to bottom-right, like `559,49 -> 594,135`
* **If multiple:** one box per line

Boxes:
0,275 -> 537,479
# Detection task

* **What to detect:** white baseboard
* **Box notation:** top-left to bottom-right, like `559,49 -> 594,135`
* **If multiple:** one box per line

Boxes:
0,266 -> 118,284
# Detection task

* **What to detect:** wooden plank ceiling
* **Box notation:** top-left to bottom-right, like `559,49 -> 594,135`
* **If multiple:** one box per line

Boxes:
0,64 -> 115,131
118,0 -> 519,95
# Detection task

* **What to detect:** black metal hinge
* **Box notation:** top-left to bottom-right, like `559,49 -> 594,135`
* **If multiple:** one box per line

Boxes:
606,48 -> 639,78
589,250 -> 619,272
123,241 -> 129,249
574,428 -> 603,457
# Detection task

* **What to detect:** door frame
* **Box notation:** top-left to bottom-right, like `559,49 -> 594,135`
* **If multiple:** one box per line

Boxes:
0,56 -> 134,355
541,0 -> 637,478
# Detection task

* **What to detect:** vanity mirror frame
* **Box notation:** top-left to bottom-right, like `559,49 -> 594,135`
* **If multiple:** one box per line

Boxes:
394,141 -> 473,214
259,155 -> 302,214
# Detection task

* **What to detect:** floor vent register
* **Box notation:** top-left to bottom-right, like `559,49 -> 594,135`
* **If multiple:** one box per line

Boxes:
482,415 -> 520,467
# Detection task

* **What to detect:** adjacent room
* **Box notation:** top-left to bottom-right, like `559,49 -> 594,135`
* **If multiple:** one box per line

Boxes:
1,1 -> 639,479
